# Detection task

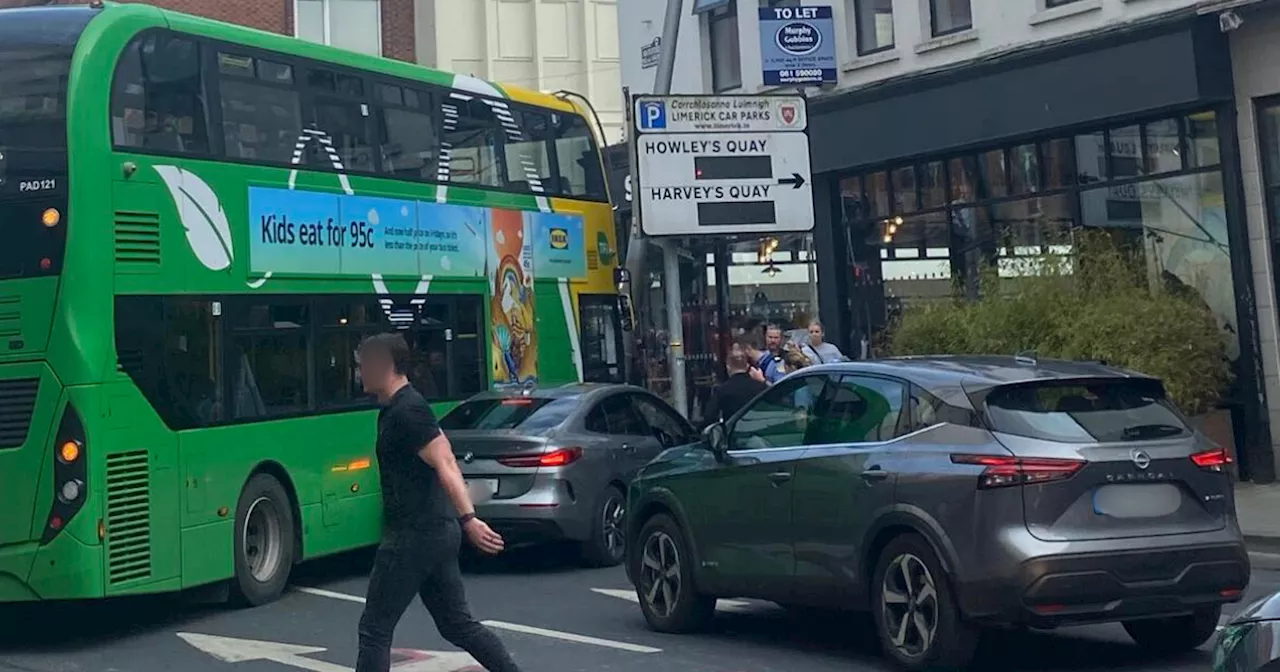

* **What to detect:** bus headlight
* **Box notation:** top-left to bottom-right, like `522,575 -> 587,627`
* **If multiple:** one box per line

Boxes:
58,478 -> 82,504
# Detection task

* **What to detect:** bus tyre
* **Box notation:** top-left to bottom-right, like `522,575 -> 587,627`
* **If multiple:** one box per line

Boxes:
231,473 -> 296,607
580,485 -> 627,568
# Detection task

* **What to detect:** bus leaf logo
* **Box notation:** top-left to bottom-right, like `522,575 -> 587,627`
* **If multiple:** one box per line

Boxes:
155,165 -> 235,272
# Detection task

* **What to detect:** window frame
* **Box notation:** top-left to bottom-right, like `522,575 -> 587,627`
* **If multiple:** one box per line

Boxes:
293,0 -> 384,57
928,0 -> 973,38
726,373 -> 829,452
108,28 -> 612,204
852,0 -> 895,57
708,3 -> 742,93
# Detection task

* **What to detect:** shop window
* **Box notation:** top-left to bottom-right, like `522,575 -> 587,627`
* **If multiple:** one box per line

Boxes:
929,0 -> 972,37
840,176 -> 867,223
218,54 -> 304,164
1040,138 -> 1075,190
709,3 -> 742,92
891,165 -> 918,213
993,194 -> 1074,258
442,95 -> 505,188
1187,111 -> 1221,168
1075,130 -> 1107,185
1109,125 -> 1143,180
1145,118 -> 1182,175
1009,144 -> 1041,195
977,149 -> 1008,198
852,0 -> 895,55
1079,173 -> 1237,360
554,114 -> 608,200
111,33 -> 210,155
377,84 -> 437,181
295,0 -> 383,57
948,156 -> 978,203
864,171 -> 891,219
919,161 -> 946,210
116,297 -> 223,430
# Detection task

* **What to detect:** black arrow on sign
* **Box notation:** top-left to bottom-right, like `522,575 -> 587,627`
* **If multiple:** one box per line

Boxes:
778,173 -> 806,189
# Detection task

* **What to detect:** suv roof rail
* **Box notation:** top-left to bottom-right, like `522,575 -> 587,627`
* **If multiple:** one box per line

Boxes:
1013,350 -> 1038,366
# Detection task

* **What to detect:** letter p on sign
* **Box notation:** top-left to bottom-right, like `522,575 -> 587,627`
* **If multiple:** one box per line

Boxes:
639,101 -> 666,130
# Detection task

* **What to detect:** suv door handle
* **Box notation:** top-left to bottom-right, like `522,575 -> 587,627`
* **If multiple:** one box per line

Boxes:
768,471 -> 793,485
860,466 -> 890,483
621,443 -> 637,454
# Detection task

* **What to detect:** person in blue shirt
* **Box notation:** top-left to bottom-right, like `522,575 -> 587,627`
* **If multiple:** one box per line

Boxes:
738,333 -> 785,384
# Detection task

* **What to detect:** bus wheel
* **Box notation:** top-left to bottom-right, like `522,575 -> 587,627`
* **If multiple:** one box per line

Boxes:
231,473 -> 296,607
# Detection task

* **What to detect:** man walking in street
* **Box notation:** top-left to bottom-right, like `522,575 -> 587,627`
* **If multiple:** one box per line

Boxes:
354,333 -> 522,672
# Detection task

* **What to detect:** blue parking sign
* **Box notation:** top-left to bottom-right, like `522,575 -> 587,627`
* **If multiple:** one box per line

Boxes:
638,100 -> 667,131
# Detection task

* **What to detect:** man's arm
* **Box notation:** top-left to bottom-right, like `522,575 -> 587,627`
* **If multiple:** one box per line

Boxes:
417,433 -> 475,518
413,422 -> 506,555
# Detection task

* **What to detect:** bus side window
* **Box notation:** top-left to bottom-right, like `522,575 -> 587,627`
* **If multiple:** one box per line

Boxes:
216,52 -> 303,165
303,67 -> 375,173
115,296 -> 223,429
376,83 -> 438,181
552,114 -> 607,201
440,93 -> 505,188
111,33 -> 210,155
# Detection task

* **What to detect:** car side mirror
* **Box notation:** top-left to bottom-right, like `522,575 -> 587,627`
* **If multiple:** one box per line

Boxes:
702,422 -> 728,459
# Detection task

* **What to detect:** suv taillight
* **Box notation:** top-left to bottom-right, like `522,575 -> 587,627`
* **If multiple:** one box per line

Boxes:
41,402 -> 87,545
951,454 -> 1085,489
1191,448 -> 1232,472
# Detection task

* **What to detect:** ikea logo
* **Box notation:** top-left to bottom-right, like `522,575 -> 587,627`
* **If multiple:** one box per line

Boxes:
549,228 -> 569,250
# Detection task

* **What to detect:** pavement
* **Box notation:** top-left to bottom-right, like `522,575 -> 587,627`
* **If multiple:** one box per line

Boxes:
1235,482 -> 1280,569
1,544 -> 1279,672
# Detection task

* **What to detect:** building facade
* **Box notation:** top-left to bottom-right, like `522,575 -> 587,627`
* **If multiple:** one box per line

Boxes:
616,0 -> 1280,481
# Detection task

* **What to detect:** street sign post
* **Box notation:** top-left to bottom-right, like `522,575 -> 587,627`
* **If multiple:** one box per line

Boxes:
633,94 -> 813,237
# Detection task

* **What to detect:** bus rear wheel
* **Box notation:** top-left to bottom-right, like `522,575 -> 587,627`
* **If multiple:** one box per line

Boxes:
231,473 -> 296,607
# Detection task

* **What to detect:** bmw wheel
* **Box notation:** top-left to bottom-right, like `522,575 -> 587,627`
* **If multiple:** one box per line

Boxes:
580,485 -> 627,568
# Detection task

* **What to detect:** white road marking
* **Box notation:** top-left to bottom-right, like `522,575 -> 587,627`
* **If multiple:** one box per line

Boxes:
479,621 -> 662,653
295,586 -> 367,604
592,587 -> 753,612
179,633 -> 480,671
294,585 -> 662,653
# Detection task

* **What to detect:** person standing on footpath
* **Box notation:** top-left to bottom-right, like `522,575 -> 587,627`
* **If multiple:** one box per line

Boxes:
704,345 -> 768,427
354,333 -> 522,672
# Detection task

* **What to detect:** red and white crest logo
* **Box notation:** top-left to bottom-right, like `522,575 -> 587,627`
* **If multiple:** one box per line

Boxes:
779,104 -> 798,126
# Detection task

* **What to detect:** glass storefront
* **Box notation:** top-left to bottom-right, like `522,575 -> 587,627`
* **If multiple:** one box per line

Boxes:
836,110 -> 1237,362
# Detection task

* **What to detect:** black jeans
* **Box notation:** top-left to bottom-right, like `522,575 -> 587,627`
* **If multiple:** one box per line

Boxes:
355,521 -> 521,672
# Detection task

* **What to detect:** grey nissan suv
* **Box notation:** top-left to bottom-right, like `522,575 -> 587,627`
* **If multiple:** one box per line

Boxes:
624,356 -> 1250,671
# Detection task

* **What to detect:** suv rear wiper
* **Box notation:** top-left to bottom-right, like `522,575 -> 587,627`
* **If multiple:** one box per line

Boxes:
1120,423 -> 1185,440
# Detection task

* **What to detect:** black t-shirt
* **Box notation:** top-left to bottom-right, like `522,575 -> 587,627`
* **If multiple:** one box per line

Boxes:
376,385 -> 452,529
705,372 -> 768,426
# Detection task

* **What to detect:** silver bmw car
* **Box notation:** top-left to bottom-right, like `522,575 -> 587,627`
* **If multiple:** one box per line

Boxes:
440,383 -> 695,567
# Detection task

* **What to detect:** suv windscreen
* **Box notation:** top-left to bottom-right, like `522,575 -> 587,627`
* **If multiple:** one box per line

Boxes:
440,396 -> 580,432
0,7 -> 97,279
982,379 -> 1190,444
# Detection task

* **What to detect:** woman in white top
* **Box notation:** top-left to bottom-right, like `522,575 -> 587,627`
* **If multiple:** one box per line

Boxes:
802,321 -> 847,364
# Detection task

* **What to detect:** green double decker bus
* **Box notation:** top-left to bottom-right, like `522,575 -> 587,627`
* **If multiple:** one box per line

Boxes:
0,2 -> 625,605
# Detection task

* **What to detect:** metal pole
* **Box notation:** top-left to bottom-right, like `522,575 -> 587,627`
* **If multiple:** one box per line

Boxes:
623,0 -> 688,408
662,239 -> 689,416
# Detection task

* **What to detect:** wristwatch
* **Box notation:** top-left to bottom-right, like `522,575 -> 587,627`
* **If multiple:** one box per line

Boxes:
458,512 -> 477,526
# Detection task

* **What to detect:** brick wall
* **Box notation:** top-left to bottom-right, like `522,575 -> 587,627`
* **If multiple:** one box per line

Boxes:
0,0 -> 416,62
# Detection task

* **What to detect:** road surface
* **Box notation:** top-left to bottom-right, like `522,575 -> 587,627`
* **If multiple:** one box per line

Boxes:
0,546 -> 1275,672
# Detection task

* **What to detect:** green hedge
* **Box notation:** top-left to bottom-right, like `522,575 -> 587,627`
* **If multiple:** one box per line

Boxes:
883,232 -> 1232,416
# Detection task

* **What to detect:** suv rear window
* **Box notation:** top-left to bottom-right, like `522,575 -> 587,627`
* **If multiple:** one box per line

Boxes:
440,396 -> 579,432
982,379 -> 1190,444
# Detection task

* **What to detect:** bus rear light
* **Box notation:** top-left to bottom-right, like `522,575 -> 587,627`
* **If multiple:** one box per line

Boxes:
41,402 -> 87,545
